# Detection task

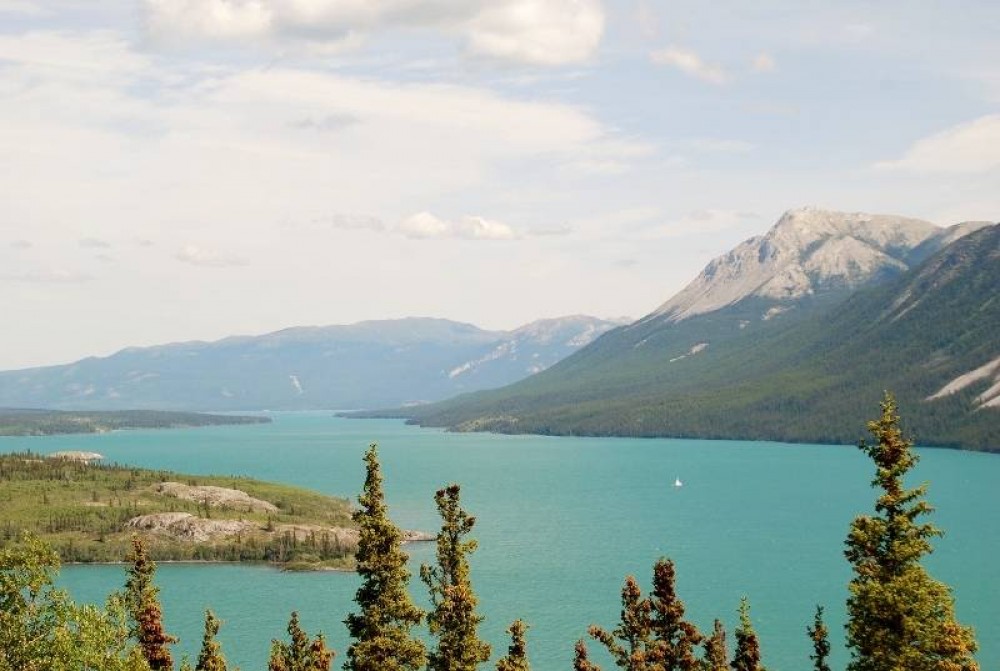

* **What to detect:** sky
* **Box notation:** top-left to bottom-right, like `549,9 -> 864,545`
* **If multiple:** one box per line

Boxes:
2,1 -> 999,370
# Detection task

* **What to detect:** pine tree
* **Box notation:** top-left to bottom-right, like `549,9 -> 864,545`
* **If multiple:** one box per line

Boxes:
495,620 -> 530,671
647,559 -> 703,670
195,610 -> 228,671
587,575 -> 652,670
588,558 -> 703,671
806,606 -> 830,671
730,598 -> 761,671
125,536 -> 177,671
269,611 -> 334,671
844,393 -> 979,671
573,640 -> 603,671
702,620 -> 728,671
343,443 -> 426,671
421,484 -> 491,671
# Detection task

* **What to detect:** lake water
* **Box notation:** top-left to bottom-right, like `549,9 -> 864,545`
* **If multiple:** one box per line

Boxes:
2,414 -> 997,670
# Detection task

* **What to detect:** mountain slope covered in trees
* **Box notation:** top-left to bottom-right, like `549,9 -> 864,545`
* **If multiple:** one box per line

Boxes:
387,223 -> 1000,451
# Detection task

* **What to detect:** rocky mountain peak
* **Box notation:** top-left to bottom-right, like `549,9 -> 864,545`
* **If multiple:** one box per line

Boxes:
650,208 -> 941,323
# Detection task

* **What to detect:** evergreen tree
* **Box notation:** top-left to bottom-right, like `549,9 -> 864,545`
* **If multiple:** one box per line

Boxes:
269,611 -> 334,671
125,536 -> 177,671
495,620 -> 530,671
647,559 -> 703,670
588,558 -> 703,671
343,443 -> 426,671
730,598 -> 761,671
195,610 -> 228,671
573,640 -> 603,671
587,575 -> 652,670
421,484 -> 491,671
701,620 -> 728,671
844,393 -> 979,671
806,606 -> 830,671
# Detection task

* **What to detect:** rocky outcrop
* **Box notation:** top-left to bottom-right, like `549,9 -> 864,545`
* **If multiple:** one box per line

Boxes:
47,451 -> 104,463
126,513 -> 257,542
151,482 -> 278,513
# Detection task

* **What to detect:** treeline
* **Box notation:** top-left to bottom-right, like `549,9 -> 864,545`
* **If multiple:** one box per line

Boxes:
0,395 -> 982,670
0,408 -> 271,436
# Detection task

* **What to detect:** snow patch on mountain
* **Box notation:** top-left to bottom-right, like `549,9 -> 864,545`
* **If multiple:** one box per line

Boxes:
669,342 -> 709,363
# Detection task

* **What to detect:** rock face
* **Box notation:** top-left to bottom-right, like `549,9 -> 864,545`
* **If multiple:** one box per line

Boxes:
651,208 -> 941,322
152,482 -> 279,513
126,513 -> 257,542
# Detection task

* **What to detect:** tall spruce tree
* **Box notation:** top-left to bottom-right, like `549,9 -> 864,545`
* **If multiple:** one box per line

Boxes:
496,620 -> 530,671
806,606 -> 830,671
844,393 -> 979,671
588,558 -> 703,671
195,610 -> 228,671
647,559 -> 703,670
587,575 -> 652,670
125,536 -> 177,671
269,611 -> 334,671
343,443 -> 426,671
421,484 -> 491,671
730,598 -> 761,671
702,620 -> 728,671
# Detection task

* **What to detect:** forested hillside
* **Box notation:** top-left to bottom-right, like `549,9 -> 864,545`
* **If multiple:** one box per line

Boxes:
386,225 -> 1000,451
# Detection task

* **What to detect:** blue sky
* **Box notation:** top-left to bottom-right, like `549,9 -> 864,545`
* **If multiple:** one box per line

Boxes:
1,1 -> 998,369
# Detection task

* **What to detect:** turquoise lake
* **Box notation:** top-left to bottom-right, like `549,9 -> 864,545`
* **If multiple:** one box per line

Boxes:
2,413 -> 997,670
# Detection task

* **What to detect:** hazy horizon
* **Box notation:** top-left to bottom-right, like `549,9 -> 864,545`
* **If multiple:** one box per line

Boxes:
3,1 -> 999,369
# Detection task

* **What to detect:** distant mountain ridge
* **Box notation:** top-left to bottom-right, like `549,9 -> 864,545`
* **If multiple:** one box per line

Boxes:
384,211 -> 1000,451
0,315 -> 626,411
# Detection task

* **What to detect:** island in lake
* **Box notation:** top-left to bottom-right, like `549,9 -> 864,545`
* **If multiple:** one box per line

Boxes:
0,408 -> 271,436
0,452 -> 434,570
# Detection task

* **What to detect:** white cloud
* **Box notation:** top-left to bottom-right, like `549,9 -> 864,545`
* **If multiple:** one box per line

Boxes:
398,212 -> 519,240
0,1 -> 44,15
650,46 -> 728,85
143,0 -> 605,65
1,268 -> 93,283
874,115 -> 1000,173
175,244 -> 248,267
752,52 -> 776,73
465,0 -> 604,66
79,237 -> 111,248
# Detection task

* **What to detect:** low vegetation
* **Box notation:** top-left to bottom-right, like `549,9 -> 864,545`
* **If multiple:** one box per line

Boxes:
0,453 -> 355,568
0,408 -> 271,436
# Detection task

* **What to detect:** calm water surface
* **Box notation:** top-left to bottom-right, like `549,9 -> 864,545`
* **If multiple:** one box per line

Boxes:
2,414 -> 996,671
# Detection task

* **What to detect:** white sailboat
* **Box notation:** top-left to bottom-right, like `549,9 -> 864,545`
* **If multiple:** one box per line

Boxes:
674,477 -> 683,488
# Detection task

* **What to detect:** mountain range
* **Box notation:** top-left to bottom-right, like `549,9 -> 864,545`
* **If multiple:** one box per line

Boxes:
0,316 -> 625,411
378,208 -> 1000,451
3,206 -> 996,450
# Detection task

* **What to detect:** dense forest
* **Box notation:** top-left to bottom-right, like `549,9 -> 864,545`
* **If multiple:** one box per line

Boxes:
0,395 -> 982,670
0,408 -> 270,436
